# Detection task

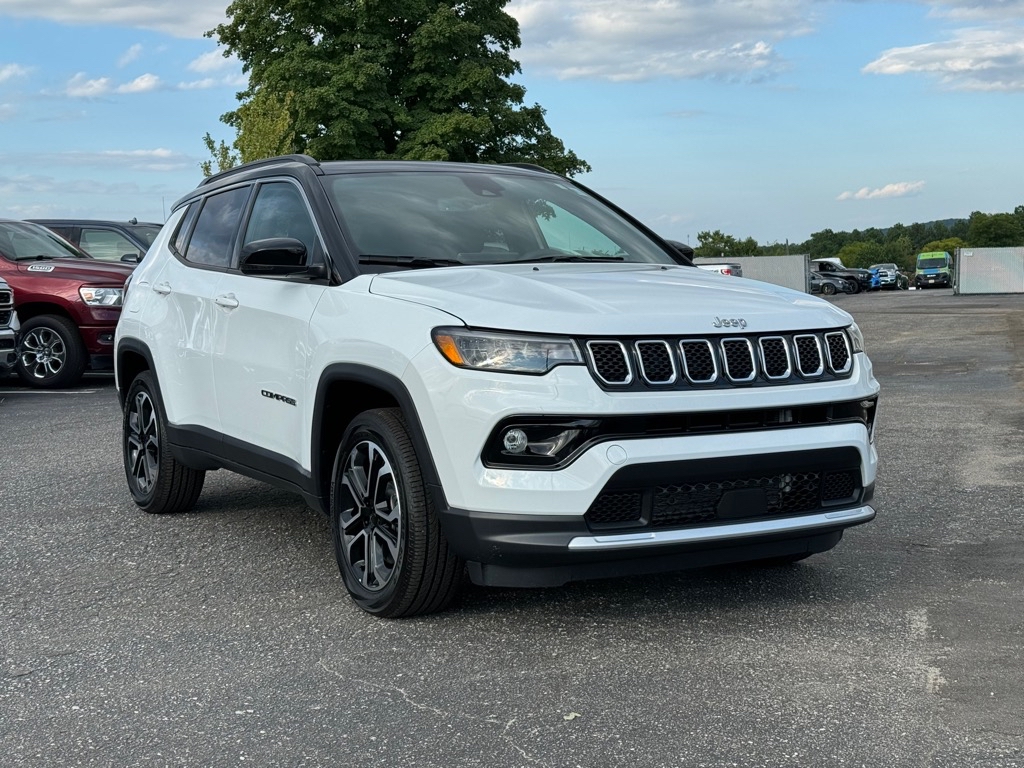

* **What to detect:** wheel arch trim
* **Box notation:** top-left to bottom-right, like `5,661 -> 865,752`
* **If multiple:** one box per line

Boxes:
311,363 -> 448,516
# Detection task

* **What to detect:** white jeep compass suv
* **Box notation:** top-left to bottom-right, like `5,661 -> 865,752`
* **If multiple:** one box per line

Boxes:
116,155 -> 879,617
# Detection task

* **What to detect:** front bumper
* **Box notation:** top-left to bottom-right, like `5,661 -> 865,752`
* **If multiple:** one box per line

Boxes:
440,499 -> 874,587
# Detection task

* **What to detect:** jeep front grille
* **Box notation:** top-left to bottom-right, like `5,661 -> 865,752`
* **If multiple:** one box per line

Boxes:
582,330 -> 855,390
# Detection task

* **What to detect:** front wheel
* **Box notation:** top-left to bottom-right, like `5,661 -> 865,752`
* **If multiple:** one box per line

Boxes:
123,371 -> 205,513
821,282 -> 837,296
331,408 -> 462,617
16,315 -> 86,388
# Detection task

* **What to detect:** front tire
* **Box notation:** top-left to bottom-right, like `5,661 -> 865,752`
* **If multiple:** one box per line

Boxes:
122,371 -> 205,513
331,408 -> 462,617
16,315 -> 86,388
821,282 -> 837,296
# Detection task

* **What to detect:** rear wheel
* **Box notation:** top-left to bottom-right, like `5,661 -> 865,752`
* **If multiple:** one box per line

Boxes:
123,371 -> 205,513
331,408 -> 462,617
16,315 -> 86,388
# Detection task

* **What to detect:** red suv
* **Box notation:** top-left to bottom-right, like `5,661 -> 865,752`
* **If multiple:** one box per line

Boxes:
0,220 -> 134,387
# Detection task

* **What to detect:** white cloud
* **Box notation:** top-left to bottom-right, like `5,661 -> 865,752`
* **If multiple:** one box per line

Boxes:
0,1 -> 225,38
0,63 -> 31,83
0,149 -> 192,173
507,0 -> 814,81
926,0 -> 1024,23
837,182 -> 926,201
118,43 -> 143,67
188,49 -> 237,73
864,28 -> 1024,91
65,72 -> 112,98
117,73 -> 162,93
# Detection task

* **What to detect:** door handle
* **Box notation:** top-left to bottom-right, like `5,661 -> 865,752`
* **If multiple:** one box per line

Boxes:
152,282 -> 171,295
215,293 -> 239,309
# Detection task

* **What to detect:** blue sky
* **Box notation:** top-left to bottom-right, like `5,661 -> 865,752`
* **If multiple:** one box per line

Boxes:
1,0 -> 1022,245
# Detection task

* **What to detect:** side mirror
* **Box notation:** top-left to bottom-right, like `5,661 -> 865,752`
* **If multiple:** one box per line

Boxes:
240,237 -> 325,278
663,239 -> 694,265
121,253 -> 142,263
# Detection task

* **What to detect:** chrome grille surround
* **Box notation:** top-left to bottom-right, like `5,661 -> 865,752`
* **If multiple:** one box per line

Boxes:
824,331 -> 852,374
634,340 -> 677,385
679,339 -> 718,384
758,336 -> 792,380
720,337 -> 756,383
581,330 -> 851,391
793,334 -> 825,377
585,340 -> 633,385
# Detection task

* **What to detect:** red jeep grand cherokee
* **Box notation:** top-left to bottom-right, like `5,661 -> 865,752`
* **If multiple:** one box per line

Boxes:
0,220 -> 134,388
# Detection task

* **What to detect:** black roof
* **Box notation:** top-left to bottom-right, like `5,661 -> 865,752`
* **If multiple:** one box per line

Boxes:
175,155 -> 560,209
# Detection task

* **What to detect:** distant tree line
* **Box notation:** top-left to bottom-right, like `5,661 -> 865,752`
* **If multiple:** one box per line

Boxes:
693,205 -> 1024,272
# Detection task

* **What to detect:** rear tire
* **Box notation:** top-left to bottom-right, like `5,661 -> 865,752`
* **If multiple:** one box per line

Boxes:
123,371 -> 205,513
331,408 -> 462,617
16,315 -> 86,388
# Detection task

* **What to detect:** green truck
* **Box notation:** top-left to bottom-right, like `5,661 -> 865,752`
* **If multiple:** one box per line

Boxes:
914,251 -> 953,289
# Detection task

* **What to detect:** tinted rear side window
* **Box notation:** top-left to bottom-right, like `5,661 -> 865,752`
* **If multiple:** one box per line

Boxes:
172,204 -> 199,257
184,187 -> 250,268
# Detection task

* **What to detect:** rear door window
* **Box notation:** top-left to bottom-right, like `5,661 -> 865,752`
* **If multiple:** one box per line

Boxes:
181,187 -> 251,268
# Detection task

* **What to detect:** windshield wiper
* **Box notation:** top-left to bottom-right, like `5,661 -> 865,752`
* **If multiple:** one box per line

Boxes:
513,254 -> 626,264
358,254 -> 465,269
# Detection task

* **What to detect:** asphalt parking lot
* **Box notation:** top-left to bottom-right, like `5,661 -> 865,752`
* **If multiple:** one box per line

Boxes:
2,288 -> 1022,767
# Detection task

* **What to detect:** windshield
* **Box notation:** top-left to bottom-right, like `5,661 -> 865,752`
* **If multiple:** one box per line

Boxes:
918,257 -> 947,269
324,170 -> 680,268
0,222 -> 88,261
127,225 -> 162,247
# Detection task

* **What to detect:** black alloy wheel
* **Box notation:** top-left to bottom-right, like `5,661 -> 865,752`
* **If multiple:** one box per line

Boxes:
123,371 -> 205,513
331,408 -> 462,617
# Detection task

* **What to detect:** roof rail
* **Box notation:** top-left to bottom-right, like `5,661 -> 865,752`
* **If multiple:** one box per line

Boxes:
200,154 -> 320,187
501,162 -> 557,175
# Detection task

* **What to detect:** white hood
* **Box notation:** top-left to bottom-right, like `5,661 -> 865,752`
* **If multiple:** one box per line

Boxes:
369,263 -> 851,335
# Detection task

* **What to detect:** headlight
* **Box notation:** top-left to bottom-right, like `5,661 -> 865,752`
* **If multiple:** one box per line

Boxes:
79,287 -> 124,307
847,322 -> 865,353
432,327 -> 582,374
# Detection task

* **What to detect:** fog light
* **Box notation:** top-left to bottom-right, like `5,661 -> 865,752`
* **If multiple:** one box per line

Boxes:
502,428 -> 528,454
527,429 -> 581,457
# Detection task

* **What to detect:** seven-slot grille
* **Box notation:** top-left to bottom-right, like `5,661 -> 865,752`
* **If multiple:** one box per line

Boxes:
582,330 -> 853,390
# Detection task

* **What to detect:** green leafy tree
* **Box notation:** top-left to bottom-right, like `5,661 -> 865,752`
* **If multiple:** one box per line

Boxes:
201,89 -> 296,176
200,133 -> 240,176
208,0 -> 589,176
967,211 -> 1024,247
920,237 -> 966,256
807,228 -> 848,259
880,235 -> 914,272
836,241 -> 883,269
